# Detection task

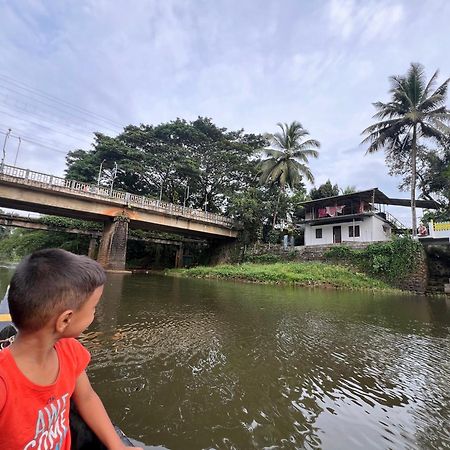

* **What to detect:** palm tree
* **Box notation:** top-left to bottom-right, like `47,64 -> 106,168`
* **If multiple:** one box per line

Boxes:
258,121 -> 320,226
362,63 -> 450,236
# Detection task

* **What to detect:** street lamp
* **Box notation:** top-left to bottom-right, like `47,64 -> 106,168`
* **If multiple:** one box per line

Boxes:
97,159 -> 106,186
183,184 -> 190,208
109,161 -> 118,196
1,128 -> 12,172
13,137 -> 21,167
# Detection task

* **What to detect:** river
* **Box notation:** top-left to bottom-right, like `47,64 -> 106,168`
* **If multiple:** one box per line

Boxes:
1,268 -> 449,449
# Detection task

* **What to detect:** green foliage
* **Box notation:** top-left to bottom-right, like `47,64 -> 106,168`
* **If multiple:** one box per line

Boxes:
66,117 -> 265,213
362,63 -> 450,234
258,121 -> 320,189
324,237 -> 422,282
244,253 -> 283,264
0,229 -> 89,261
169,262 -> 395,291
324,245 -> 354,259
40,216 -> 102,231
309,180 -> 340,200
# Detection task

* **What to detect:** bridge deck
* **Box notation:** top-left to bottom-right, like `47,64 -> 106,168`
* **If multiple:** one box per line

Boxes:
0,165 -> 238,238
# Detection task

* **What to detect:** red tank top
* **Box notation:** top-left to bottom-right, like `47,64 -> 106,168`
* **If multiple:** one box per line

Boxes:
0,338 -> 90,450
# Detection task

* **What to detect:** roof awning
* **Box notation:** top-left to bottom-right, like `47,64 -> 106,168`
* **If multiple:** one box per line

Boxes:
299,188 -> 440,209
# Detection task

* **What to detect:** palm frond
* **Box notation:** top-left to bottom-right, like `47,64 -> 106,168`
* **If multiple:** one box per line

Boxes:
421,69 -> 439,101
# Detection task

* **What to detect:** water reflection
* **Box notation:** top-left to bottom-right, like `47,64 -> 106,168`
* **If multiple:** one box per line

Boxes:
0,268 -> 449,449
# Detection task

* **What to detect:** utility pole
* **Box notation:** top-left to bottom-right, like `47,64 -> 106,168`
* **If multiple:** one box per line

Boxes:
13,137 -> 21,167
1,128 -> 12,172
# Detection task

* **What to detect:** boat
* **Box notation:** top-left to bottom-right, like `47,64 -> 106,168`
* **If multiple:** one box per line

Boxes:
0,291 -> 140,449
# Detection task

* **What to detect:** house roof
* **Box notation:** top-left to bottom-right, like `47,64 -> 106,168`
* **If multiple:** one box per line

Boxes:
299,188 -> 440,209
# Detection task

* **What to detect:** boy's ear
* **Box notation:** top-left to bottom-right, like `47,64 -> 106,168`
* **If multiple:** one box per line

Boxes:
55,310 -> 73,333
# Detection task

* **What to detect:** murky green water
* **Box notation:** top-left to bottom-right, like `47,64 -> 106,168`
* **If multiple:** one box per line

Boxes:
1,267 -> 450,449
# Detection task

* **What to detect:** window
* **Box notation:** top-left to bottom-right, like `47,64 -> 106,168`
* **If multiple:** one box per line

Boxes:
349,225 -> 360,237
315,228 -> 322,239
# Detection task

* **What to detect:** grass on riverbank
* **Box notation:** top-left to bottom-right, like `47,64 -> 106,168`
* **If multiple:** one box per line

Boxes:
168,262 -> 399,292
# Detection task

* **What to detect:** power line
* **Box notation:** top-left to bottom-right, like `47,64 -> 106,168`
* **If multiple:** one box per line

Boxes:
0,128 -> 69,155
0,73 -> 125,130
0,88 -> 121,136
0,107 -> 94,144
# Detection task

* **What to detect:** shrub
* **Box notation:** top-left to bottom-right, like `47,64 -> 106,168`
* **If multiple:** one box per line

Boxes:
324,237 -> 422,283
324,245 -> 353,259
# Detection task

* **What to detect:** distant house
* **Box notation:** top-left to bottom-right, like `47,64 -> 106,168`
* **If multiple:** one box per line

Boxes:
298,188 -> 439,246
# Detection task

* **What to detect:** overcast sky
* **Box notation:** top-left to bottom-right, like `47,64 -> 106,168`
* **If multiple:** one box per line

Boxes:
0,0 -> 449,223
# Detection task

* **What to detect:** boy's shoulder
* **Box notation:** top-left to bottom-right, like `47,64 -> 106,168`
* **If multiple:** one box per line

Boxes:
56,338 -> 91,377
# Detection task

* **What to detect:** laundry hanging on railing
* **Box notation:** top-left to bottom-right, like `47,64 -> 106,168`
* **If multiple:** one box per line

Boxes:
325,205 -> 344,217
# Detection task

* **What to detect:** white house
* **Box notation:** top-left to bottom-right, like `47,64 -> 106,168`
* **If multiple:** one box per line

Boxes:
299,188 -> 439,246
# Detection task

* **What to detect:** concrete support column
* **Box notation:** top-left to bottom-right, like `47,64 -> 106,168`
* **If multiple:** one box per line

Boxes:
97,213 -> 129,271
175,244 -> 184,268
87,236 -> 98,259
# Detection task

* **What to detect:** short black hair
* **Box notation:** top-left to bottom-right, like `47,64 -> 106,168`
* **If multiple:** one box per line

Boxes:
8,249 -> 106,332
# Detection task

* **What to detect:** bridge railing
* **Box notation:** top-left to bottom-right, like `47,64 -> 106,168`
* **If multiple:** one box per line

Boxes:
0,164 -> 234,228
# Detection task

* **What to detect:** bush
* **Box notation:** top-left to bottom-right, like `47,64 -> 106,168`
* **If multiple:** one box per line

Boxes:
244,253 -> 283,264
324,245 -> 354,259
324,237 -> 422,283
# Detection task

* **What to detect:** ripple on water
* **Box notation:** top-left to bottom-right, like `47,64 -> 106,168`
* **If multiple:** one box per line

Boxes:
78,276 -> 450,450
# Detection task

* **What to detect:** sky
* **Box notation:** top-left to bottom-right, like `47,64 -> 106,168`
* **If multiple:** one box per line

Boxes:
0,0 -> 449,224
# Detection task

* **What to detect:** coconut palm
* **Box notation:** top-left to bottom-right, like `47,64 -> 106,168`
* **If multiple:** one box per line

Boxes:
362,63 -> 450,236
258,121 -> 320,226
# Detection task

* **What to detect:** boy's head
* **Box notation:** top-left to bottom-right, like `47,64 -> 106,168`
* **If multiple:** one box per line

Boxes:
8,249 -> 106,332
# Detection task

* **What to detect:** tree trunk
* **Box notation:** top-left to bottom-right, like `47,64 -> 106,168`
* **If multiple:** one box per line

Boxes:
411,125 -> 417,237
272,189 -> 282,228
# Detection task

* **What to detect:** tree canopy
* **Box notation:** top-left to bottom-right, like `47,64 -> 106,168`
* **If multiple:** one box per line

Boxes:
66,117 -> 266,213
362,63 -> 450,234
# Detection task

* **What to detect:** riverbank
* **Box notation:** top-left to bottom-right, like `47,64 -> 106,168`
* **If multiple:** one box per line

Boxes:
168,262 -> 402,292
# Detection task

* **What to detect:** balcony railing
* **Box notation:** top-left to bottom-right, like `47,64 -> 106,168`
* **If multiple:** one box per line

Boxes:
0,164 -> 234,228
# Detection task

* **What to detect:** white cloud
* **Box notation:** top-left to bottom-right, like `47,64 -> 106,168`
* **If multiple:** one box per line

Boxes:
327,0 -> 404,44
0,0 -> 448,211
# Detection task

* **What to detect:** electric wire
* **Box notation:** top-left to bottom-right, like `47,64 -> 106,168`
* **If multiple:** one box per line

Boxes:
0,128 -> 69,155
0,108 -> 94,145
0,73 -> 124,130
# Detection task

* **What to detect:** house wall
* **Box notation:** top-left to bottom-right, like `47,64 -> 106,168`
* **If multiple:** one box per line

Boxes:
304,215 -> 391,246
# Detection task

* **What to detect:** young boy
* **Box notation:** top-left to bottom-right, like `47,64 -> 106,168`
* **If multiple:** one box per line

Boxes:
0,248 -> 141,450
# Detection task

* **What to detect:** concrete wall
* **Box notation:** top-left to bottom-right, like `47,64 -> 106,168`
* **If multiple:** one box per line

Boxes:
305,215 -> 391,246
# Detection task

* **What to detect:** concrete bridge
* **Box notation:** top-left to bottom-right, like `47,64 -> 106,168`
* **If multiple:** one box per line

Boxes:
0,165 -> 238,270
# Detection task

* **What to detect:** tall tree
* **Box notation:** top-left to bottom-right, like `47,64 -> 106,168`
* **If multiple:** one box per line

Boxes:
65,118 -> 264,212
362,63 -> 450,236
258,121 -> 320,226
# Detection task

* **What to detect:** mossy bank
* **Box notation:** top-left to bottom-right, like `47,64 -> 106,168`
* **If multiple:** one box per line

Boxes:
168,262 -> 403,293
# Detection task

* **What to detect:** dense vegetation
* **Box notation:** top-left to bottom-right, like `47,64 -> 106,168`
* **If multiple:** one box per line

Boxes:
324,237 -> 423,283
169,262 -> 396,292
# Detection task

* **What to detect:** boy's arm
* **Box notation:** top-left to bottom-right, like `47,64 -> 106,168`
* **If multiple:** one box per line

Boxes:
72,371 -> 141,450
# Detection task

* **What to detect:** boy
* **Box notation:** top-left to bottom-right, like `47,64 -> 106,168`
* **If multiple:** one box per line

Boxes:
0,249 -> 141,450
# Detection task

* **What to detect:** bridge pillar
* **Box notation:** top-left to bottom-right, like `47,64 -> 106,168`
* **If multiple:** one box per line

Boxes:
97,214 -> 129,271
175,244 -> 184,268
88,236 -> 98,259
